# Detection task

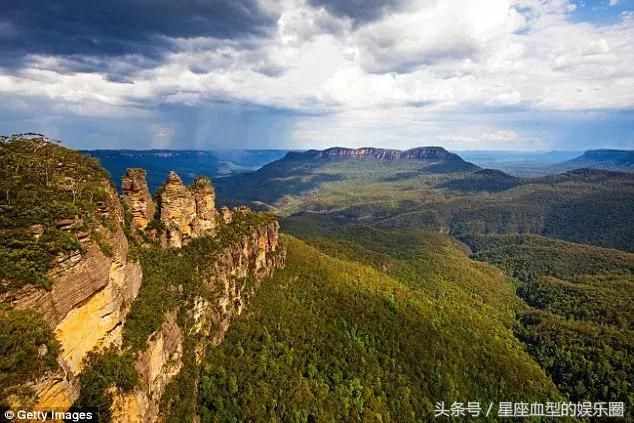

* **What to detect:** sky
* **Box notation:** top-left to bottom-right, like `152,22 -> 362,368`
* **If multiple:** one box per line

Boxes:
0,0 -> 633,151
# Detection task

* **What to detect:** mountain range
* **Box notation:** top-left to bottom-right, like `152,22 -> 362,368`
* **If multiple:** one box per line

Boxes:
85,149 -> 289,192
552,149 -> 634,173
3,136 -> 632,421
85,147 -> 633,195
214,146 -> 633,250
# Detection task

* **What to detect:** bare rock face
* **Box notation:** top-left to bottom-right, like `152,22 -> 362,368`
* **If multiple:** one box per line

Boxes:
159,172 -> 217,248
122,169 -> 155,231
160,172 -> 197,248
195,219 -> 285,347
191,177 -> 217,238
4,181 -> 142,410
219,206 -> 233,224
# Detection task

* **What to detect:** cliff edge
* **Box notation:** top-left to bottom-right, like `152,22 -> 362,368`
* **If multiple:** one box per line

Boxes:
0,134 -> 286,422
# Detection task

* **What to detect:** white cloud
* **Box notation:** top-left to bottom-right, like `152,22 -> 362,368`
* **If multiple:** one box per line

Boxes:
1,0 -> 633,148
354,0 -> 524,73
487,90 -> 522,106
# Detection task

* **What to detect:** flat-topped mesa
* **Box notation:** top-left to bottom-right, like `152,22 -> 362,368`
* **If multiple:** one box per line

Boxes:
159,171 -> 217,248
288,146 -> 465,161
401,146 -> 460,160
313,147 -> 402,160
121,169 -> 155,231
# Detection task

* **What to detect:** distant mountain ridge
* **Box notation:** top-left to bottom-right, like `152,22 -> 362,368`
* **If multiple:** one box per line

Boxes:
85,150 -> 228,192
85,149 -> 289,193
555,149 -> 633,173
287,146 -> 468,162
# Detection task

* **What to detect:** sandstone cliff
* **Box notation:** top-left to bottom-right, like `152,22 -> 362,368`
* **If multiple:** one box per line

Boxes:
110,311 -> 183,423
110,202 -> 284,422
159,172 -> 217,248
287,146 -> 471,162
2,177 -> 142,410
1,135 -> 285,423
121,168 -> 156,231
109,171 -> 283,422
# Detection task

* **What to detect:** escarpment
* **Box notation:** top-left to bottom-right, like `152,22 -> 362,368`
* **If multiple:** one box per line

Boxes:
288,146 -> 470,163
1,136 -> 286,422
0,136 -> 142,409
111,176 -> 284,423
110,213 -> 284,422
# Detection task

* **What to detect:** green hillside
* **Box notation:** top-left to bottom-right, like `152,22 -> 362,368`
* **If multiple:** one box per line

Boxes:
197,235 -> 559,422
553,149 -> 634,173
211,147 -> 634,420
462,233 -> 634,413
216,152 -> 634,251
0,135 -> 118,292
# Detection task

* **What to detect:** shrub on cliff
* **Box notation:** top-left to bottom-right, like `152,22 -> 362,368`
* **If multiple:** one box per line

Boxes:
0,135 -> 115,291
0,309 -> 60,404
75,349 -> 138,421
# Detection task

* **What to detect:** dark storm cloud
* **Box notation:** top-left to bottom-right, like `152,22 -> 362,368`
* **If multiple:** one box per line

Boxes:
308,0 -> 410,24
0,0 -> 276,74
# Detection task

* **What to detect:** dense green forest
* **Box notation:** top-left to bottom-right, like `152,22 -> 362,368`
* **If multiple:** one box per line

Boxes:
197,235 -> 559,422
462,233 -> 634,415
213,151 -> 633,418
216,154 -> 634,251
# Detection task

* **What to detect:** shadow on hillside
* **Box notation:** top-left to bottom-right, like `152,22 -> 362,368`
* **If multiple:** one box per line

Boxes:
216,171 -> 345,205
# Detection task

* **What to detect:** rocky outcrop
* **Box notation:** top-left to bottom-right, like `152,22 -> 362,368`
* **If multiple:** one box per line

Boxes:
159,172 -> 216,248
1,138 -> 285,423
122,168 -> 156,231
194,217 -> 284,348
191,177 -> 217,238
3,181 -> 142,410
160,171 -> 197,249
219,206 -> 233,224
312,147 -> 402,160
111,213 -> 284,423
